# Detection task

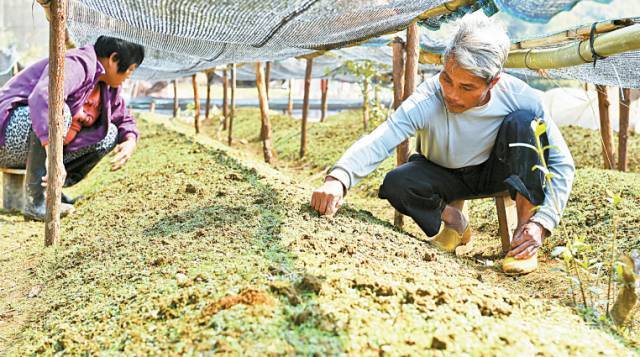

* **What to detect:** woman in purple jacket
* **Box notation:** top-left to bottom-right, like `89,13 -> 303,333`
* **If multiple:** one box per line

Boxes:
0,36 -> 144,220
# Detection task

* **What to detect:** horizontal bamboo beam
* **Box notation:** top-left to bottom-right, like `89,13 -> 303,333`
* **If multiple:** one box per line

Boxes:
506,24 -> 640,69
419,24 -> 640,70
511,19 -> 634,50
417,0 -> 476,20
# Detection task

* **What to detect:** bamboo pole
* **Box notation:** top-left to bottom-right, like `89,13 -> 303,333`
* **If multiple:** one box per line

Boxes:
417,0 -> 475,20
392,37 -> 407,228
320,79 -> 329,122
398,23 -> 420,229
205,70 -> 213,121
228,64 -> 236,146
44,0 -> 66,246
596,85 -> 615,169
300,58 -> 313,158
192,74 -> 200,134
173,79 -> 179,118
255,63 -> 274,164
265,61 -> 271,101
287,79 -> 294,117
222,68 -> 229,130
419,23 -> 640,70
511,19 -> 633,50
618,88 -> 631,172
362,78 -> 370,131
506,25 -> 640,69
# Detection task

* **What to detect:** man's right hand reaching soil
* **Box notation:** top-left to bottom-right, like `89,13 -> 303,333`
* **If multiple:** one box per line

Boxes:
311,176 -> 345,216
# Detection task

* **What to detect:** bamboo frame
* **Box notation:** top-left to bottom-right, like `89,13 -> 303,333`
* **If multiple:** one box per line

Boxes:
300,58 -> 312,158
392,37 -> 406,229
320,79 -> 329,122
222,68 -> 229,130
192,74 -> 200,134
204,69 -> 213,121
256,63 -> 274,163
287,79 -> 294,117
511,19 -> 634,50
419,23 -> 640,70
173,80 -> 179,118
618,88 -> 631,172
596,85 -> 615,170
265,61 -> 271,101
507,24 -> 640,69
228,64 -> 236,146
44,0 -> 66,246
417,0 -> 475,20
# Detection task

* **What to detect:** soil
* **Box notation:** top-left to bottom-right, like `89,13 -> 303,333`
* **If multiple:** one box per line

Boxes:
0,112 -> 637,354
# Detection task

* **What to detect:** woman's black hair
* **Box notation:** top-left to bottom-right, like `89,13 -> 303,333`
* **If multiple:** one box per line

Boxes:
94,36 -> 145,73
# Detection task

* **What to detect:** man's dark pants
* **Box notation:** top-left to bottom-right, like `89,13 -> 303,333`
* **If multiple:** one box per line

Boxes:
378,110 -> 549,237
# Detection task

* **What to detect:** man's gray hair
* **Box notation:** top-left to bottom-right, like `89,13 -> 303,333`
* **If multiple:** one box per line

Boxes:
443,13 -> 511,82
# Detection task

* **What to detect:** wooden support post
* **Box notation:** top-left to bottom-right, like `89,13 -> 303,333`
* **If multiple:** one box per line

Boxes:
173,79 -> 179,118
362,78 -> 369,131
228,64 -> 236,146
222,68 -> 229,130
496,194 -> 518,253
320,79 -> 329,122
300,58 -> 313,158
192,74 -> 200,134
255,63 -> 274,164
205,70 -> 213,121
265,61 -> 271,101
44,0 -> 66,247
287,79 -> 294,117
392,37 -> 406,228
596,85 -> 615,169
618,88 -> 631,172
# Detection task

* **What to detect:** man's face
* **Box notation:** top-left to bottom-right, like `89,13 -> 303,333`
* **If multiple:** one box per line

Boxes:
102,53 -> 137,88
438,57 -> 498,113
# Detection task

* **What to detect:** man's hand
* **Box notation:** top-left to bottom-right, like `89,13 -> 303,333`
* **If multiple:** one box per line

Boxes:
110,138 -> 137,171
310,176 -> 345,216
507,221 -> 545,259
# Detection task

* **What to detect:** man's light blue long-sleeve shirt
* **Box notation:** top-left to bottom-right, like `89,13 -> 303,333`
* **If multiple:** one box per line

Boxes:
328,73 -> 575,233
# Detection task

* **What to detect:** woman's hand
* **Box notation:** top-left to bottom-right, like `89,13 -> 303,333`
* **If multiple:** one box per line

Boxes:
110,137 -> 137,171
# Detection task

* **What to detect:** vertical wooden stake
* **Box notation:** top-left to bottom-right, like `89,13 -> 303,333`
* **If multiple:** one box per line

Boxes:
596,85 -> 615,169
222,68 -> 229,130
392,37 -> 406,228
44,0 -> 66,246
320,79 -> 329,122
265,61 -> 271,101
287,79 -> 294,117
228,63 -> 236,146
173,79 -> 179,118
205,69 -> 213,121
300,58 -> 313,158
256,62 -> 274,164
362,78 -> 369,131
192,74 -> 200,134
618,88 -> 630,172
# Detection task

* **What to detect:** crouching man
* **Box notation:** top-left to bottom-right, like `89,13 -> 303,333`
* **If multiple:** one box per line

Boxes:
310,14 -> 575,274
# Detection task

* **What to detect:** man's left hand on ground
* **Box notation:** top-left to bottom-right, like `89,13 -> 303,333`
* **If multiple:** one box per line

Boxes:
110,138 -> 136,171
507,221 -> 545,259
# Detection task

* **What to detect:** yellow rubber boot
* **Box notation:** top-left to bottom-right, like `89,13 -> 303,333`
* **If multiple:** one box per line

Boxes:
502,254 -> 538,275
431,225 -> 472,252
